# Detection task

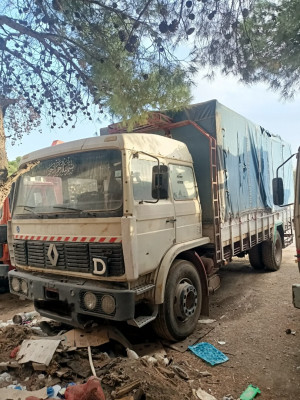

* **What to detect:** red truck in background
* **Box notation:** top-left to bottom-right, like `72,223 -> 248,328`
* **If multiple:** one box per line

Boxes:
0,177 -> 62,290
0,195 -> 13,289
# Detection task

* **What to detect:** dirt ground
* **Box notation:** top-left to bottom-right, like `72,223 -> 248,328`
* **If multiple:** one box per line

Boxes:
0,243 -> 299,399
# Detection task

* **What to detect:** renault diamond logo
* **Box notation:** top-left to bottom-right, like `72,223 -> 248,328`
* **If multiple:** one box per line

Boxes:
47,244 -> 59,266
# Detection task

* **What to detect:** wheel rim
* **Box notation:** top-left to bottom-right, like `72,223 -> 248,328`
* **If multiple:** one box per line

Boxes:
174,279 -> 198,321
274,238 -> 282,264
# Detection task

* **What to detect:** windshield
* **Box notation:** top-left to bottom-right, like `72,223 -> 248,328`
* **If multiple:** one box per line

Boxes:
14,149 -> 122,217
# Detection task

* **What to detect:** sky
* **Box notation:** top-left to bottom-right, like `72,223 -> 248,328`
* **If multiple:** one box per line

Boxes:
6,72 -> 299,161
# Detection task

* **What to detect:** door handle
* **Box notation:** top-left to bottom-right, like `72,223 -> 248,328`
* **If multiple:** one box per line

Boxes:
166,219 -> 176,223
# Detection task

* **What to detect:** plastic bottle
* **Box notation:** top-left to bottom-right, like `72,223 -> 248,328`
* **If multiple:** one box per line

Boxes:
47,384 -> 61,399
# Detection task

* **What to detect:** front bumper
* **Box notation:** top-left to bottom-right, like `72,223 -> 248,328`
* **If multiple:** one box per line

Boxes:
8,270 -> 135,327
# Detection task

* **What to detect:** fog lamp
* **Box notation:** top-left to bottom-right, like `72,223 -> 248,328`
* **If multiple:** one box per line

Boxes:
21,280 -> 28,295
83,292 -> 97,310
101,295 -> 116,315
11,277 -> 21,292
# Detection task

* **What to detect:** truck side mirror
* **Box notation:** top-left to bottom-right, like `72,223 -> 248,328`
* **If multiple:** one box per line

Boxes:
272,177 -> 284,205
152,165 -> 169,200
0,225 -> 7,244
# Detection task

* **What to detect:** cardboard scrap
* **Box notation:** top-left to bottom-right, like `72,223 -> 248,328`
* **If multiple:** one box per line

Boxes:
61,327 -> 109,348
164,326 -> 214,353
0,387 -> 47,400
132,341 -> 167,357
16,339 -> 61,366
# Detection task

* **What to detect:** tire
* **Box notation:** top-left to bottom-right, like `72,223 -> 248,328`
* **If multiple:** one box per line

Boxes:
248,243 -> 265,270
262,231 -> 282,271
152,259 -> 202,342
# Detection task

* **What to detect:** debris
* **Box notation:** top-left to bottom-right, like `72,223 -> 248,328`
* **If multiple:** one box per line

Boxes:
88,346 -> 97,377
47,384 -> 61,398
222,395 -> 235,400
0,372 -> 12,383
62,327 -> 109,348
0,319 -> 14,328
64,376 -> 105,400
189,342 -> 229,366
132,341 -> 166,358
156,366 -> 175,378
193,388 -> 217,400
32,362 -> 48,371
126,348 -> 139,360
239,384 -> 261,400
10,346 -> 20,358
55,368 -> 70,378
67,359 -> 91,378
217,341 -> 226,345
286,328 -> 292,334
199,371 -> 212,377
171,365 -> 189,380
155,354 -> 169,367
112,379 -> 141,399
198,318 -> 216,324
141,355 -> 157,366
12,311 -> 39,325
0,386 -> 47,400
16,339 -> 61,366
164,326 -> 214,353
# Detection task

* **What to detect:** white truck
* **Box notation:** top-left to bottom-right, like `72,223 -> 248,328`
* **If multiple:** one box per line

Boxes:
8,100 -> 294,341
273,146 -> 300,307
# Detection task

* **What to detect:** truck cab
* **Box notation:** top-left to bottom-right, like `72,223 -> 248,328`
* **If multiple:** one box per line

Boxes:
8,134 -> 210,341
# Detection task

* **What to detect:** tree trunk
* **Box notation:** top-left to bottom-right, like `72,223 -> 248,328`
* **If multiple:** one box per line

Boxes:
0,105 -> 8,185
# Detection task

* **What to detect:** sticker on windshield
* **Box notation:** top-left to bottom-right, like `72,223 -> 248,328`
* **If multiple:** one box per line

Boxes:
46,157 -> 75,177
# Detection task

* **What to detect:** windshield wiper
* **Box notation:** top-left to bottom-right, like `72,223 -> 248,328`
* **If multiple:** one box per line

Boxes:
17,205 -> 42,217
53,205 -> 83,212
53,205 -> 95,216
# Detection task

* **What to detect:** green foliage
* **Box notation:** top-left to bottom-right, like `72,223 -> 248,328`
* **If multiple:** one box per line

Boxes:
0,0 -> 298,146
238,0 -> 300,97
8,156 -> 21,176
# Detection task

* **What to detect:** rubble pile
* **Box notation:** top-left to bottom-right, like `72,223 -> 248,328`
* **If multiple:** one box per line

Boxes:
0,314 -> 251,400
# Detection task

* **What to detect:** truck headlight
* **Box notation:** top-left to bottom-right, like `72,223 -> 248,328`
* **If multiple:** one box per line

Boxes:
101,295 -> 116,315
21,280 -> 28,295
11,277 -> 21,292
83,292 -> 97,311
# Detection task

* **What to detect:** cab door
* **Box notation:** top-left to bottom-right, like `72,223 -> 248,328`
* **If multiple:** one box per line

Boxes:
131,157 -> 175,275
169,164 -> 202,243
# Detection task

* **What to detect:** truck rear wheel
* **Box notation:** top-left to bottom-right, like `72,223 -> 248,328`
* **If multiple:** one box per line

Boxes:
248,243 -> 265,270
152,259 -> 202,342
262,231 -> 282,271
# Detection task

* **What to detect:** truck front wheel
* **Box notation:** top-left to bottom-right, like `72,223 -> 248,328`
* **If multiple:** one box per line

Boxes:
153,259 -> 202,342
262,231 -> 282,271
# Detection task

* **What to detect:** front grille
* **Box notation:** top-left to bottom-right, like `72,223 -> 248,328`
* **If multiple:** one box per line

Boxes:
14,240 -> 125,276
